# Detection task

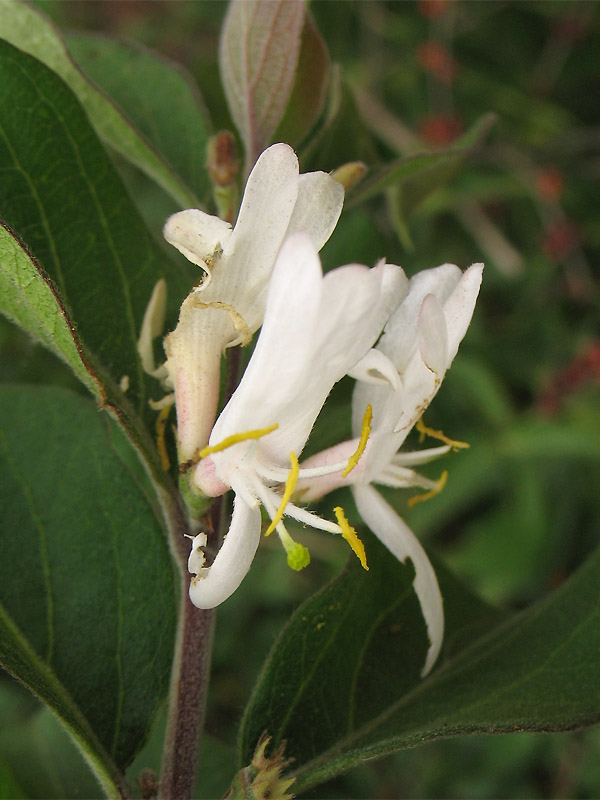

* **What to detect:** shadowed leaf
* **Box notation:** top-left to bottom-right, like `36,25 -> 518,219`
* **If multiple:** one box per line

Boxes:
219,0 -> 305,171
0,385 -> 176,783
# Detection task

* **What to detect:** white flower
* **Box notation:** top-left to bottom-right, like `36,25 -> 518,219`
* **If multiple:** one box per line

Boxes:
140,143 -> 344,463
298,262 -> 484,675
187,232 -> 408,609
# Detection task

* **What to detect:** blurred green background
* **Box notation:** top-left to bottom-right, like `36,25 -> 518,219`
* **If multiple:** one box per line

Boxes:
1,1 -> 599,797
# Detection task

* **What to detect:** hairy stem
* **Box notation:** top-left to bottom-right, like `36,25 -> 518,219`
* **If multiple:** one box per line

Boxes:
159,346 -> 245,799
158,486 -> 215,800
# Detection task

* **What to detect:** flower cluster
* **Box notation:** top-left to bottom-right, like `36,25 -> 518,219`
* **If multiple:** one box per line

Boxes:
142,143 -> 483,676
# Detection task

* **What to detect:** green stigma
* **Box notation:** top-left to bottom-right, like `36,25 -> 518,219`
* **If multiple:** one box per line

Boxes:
286,541 -> 311,571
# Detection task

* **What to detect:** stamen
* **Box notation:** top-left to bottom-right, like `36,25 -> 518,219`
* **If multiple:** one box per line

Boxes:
199,423 -> 278,458
149,392 -> 174,411
265,452 -> 299,537
280,501 -> 340,534
378,463 -> 440,490
191,299 -> 252,346
155,405 -> 171,471
341,404 -> 372,477
333,507 -> 369,571
407,469 -> 448,508
416,417 -> 469,451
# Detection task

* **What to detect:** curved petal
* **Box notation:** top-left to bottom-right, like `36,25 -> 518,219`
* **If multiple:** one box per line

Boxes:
287,171 -> 344,250
379,263 -> 462,371
188,498 -> 261,608
138,279 -> 167,376
348,348 -> 401,392
353,484 -> 444,676
443,262 -> 483,363
163,209 -> 233,271
218,143 -> 300,332
418,294 -> 448,378
268,259 -> 406,461
210,231 -> 323,448
212,238 -> 406,467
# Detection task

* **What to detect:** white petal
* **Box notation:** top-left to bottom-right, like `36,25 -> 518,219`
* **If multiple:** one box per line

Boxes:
348,348 -> 401,390
443,262 -> 483,363
163,209 -> 232,270
271,259 -> 406,459
287,171 -> 344,250
188,532 -> 208,574
213,239 -> 407,465
188,498 -> 261,608
418,294 -> 448,377
379,263 -> 462,372
138,279 -> 167,376
353,484 -> 444,676
218,143 -> 300,332
210,232 -> 323,449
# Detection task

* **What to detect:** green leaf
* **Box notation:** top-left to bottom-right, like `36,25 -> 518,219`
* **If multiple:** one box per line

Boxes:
219,0 -> 305,170
65,32 -> 212,204
347,112 -> 497,208
273,11 -> 330,148
0,385 -> 176,785
0,0 -> 197,207
240,531 -> 600,793
0,39 -> 191,422
0,222 -> 102,401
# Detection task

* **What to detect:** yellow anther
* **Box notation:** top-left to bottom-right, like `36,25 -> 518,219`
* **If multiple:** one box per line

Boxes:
416,417 -> 469,451
407,470 -> 448,508
265,451 -> 299,537
155,405 -> 171,471
342,404 -> 372,478
199,423 -> 278,459
334,507 -> 369,571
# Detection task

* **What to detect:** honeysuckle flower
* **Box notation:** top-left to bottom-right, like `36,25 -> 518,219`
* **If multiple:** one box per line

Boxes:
298,262 -> 484,675
187,231 -> 408,609
140,143 -> 344,463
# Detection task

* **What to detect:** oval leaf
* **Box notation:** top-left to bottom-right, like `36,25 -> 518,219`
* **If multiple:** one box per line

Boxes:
0,385 -> 176,780
0,0 -> 197,207
0,222 -> 102,401
219,0 -> 305,170
240,531 -> 600,793
274,11 -> 330,147
66,32 -> 212,204
0,39 -> 192,420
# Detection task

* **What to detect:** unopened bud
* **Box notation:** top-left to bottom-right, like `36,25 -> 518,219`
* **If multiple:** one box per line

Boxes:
223,735 -> 296,800
330,161 -> 367,192
207,131 -> 239,187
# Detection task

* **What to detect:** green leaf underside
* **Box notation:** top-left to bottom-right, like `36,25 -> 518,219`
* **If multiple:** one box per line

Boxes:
240,531 -> 600,793
0,222 -> 102,400
65,32 -> 212,204
347,112 -> 497,208
220,0 -> 305,167
273,11 -> 330,148
0,385 -> 176,772
0,39 -> 192,417
0,0 -> 197,207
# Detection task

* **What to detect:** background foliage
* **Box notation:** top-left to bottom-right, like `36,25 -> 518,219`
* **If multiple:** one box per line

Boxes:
1,1 -> 599,798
